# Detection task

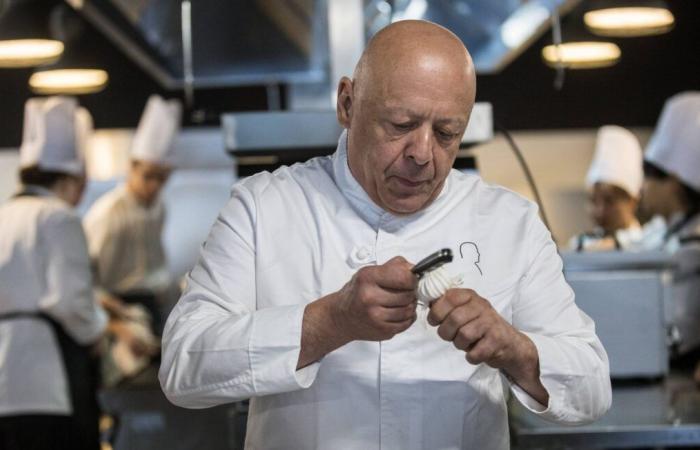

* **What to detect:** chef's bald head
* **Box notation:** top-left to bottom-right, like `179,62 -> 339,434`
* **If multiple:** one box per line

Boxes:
336,20 -> 477,215
351,20 -> 475,109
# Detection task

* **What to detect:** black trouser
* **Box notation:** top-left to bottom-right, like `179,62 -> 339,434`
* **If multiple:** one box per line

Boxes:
0,415 -> 76,450
0,313 -> 100,450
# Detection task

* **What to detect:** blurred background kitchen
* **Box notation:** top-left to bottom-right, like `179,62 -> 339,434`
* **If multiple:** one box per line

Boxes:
0,0 -> 698,449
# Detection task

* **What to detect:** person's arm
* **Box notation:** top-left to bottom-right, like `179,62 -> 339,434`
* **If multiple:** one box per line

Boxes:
427,288 -> 548,405
510,206 -> 611,423
297,258 -> 417,369
297,293 -> 352,369
428,204 -> 610,423
83,201 -> 120,288
41,211 -> 108,345
159,183 -> 418,409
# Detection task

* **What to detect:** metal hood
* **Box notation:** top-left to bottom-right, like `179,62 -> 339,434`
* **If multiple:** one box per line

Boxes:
71,0 -> 580,91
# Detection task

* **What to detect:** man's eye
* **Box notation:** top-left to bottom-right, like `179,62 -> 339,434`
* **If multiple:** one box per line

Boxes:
392,122 -> 413,131
437,130 -> 457,141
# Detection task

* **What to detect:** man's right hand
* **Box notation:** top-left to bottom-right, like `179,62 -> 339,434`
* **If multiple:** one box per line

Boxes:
298,256 -> 418,369
332,256 -> 418,341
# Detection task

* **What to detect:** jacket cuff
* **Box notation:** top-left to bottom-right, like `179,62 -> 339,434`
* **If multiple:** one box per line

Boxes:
249,304 -> 320,395
506,332 -> 570,418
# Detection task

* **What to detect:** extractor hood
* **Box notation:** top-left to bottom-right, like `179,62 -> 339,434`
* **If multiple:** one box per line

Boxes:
69,0 -> 581,91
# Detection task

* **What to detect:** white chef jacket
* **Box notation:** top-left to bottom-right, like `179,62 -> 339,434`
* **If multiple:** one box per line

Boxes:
160,133 -> 611,450
626,212 -> 700,253
568,220 -> 643,252
0,186 -> 107,416
83,184 -> 170,295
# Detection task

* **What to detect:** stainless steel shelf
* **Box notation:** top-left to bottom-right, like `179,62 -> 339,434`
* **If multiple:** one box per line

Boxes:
510,372 -> 700,449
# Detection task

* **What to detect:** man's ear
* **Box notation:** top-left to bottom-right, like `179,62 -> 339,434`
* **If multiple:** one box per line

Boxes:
336,77 -> 354,128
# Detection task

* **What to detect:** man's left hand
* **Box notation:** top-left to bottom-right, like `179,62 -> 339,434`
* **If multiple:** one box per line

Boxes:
427,288 -> 549,405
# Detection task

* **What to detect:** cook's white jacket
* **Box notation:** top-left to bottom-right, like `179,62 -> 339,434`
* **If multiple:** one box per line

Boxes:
83,184 -> 170,296
0,187 -> 107,415
160,133 -> 611,450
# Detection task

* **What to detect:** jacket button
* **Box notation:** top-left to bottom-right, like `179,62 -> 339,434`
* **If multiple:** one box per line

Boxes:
355,247 -> 371,261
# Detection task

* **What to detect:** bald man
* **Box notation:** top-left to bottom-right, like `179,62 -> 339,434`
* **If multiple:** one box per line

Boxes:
159,21 -> 611,449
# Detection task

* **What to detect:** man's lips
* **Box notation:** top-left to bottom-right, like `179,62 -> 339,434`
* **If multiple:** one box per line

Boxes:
392,176 -> 429,188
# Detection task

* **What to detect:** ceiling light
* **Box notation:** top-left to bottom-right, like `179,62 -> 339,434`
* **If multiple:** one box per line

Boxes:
0,39 -> 63,67
542,42 -> 621,69
584,7 -> 674,37
27,5 -> 109,95
0,1 -> 65,68
29,69 -> 109,94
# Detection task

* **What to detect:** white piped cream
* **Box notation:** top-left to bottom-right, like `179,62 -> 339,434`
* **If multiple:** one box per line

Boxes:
416,266 -> 463,308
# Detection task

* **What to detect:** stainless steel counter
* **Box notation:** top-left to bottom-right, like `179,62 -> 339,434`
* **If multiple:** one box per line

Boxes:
100,369 -> 700,449
98,368 -> 247,450
510,372 -> 700,449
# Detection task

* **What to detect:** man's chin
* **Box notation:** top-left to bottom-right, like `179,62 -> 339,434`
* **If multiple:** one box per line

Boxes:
380,193 -> 432,215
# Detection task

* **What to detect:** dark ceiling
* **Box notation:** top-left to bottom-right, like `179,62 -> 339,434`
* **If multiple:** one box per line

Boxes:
476,0 -> 700,130
0,0 -> 698,148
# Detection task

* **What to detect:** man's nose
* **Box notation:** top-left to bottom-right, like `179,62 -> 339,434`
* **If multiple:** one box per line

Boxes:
405,125 -> 433,166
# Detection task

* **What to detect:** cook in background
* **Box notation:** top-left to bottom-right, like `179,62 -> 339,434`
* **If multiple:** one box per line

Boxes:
627,92 -> 700,382
635,91 -> 700,252
83,95 -> 180,383
0,97 -> 107,450
569,125 -> 643,251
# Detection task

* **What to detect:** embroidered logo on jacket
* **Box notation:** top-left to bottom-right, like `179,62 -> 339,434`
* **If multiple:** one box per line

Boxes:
459,241 -> 482,276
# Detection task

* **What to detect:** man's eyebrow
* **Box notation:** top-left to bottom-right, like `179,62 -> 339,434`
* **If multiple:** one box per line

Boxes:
435,118 -> 467,128
383,108 -> 467,127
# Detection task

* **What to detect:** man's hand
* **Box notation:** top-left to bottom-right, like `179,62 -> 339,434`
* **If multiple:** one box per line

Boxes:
428,288 -> 549,406
298,256 -> 418,369
333,256 -> 418,342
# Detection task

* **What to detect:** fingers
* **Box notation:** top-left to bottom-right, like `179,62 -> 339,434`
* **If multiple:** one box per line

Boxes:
427,289 -> 478,326
436,304 -> 482,342
373,256 -> 417,291
452,320 -> 488,352
354,257 -> 417,308
425,288 -> 514,367
374,301 -> 418,323
355,275 -> 416,307
464,335 -> 506,366
391,316 -> 416,334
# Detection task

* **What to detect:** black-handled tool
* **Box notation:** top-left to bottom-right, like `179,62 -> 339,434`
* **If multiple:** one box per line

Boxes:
411,248 -> 453,278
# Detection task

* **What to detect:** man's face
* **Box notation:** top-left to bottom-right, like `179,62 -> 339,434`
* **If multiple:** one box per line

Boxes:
588,182 -> 637,234
64,174 -> 86,207
339,66 -> 473,215
128,160 -> 172,206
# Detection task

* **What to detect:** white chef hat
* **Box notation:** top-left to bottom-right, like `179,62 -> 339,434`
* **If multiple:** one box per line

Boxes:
130,95 -> 182,164
645,91 -> 700,192
19,96 -> 86,176
586,125 -> 643,197
74,106 -> 93,164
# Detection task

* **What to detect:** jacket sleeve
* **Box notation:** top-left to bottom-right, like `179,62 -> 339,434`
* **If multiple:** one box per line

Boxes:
83,200 -> 119,288
508,206 -> 612,424
159,184 -> 319,409
41,211 -> 108,345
